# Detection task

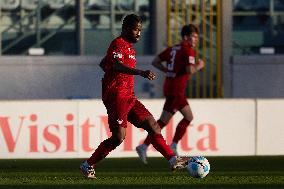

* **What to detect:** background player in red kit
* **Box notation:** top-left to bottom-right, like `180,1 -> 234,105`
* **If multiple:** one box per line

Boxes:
80,14 -> 189,179
136,24 -> 204,164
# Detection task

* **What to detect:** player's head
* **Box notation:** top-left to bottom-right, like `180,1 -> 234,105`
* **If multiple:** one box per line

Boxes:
121,14 -> 142,43
181,24 -> 199,48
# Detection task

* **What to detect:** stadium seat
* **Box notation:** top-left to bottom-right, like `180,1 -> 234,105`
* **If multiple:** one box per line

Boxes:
137,0 -> 149,12
234,0 -> 269,11
45,0 -> 65,9
116,0 -> 133,11
57,3 -> 75,21
85,0 -> 109,10
0,0 -> 20,10
40,0 -> 69,21
274,0 -> 284,11
21,0 -> 38,10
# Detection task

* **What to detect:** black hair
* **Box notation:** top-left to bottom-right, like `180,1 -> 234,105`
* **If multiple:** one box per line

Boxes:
122,14 -> 142,30
181,24 -> 199,37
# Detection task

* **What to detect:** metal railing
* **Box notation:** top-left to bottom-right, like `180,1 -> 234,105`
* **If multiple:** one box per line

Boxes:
167,0 -> 222,98
1,0 -> 75,54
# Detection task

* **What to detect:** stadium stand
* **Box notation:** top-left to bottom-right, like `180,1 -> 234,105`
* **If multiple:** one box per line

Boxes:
21,0 -> 38,10
0,0 -> 20,10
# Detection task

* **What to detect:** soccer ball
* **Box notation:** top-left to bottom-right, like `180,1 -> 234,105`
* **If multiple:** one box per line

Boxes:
187,156 -> 210,178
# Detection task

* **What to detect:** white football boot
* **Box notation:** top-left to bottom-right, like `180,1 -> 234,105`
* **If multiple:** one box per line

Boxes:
80,160 -> 96,179
170,143 -> 178,156
136,144 -> 148,164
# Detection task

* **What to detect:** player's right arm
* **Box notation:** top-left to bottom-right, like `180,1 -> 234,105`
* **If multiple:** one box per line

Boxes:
113,58 -> 156,80
99,56 -> 107,72
110,40 -> 156,80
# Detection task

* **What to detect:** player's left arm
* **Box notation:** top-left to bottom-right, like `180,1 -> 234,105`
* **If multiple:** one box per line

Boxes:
184,47 -> 205,75
186,59 -> 205,74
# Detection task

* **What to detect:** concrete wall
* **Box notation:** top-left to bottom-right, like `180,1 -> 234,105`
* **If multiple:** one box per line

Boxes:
1,55 -> 284,99
0,56 -> 163,99
232,55 -> 284,98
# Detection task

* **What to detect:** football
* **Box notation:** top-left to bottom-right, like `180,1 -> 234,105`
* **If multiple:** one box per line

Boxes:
187,156 -> 210,178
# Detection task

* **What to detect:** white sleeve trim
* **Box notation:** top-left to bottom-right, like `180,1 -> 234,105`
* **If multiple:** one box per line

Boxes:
188,56 -> 195,64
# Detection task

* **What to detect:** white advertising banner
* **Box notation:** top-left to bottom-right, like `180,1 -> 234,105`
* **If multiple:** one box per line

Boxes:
257,100 -> 284,155
0,100 -> 79,158
0,99 -> 257,159
142,99 -> 256,157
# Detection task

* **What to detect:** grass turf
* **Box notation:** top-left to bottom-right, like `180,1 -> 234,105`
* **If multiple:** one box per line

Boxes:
0,156 -> 283,189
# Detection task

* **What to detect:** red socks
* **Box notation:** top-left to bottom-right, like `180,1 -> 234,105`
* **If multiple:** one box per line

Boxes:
87,118 -> 189,166
87,138 -> 116,166
88,133 -> 175,165
150,133 -> 175,160
143,119 -> 166,146
172,118 -> 190,143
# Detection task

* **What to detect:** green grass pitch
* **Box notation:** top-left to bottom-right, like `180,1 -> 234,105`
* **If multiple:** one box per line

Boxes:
0,156 -> 283,189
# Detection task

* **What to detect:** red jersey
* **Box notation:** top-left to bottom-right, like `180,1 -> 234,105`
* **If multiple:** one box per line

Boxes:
158,42 -> 196,96
102,36 -> 136,99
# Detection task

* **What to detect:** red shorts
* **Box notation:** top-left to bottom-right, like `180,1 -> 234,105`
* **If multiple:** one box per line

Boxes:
103,96 -> 152,131
163,95 -> 189,114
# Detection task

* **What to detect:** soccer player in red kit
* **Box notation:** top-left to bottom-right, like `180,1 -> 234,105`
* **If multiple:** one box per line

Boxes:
80,14 -> 189,179
136,24 -> 204,164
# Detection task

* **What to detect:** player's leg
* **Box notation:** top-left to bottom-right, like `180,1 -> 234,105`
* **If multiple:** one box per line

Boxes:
143,110 -> 173,145
139,115 -> 175,159
136,109 -> 173,164
171,103 -> 193,154
136,97 -> 175,157
140,115 -> 189,170
130,99 -> 189,170
86,126 -> 126,166
80,126 -> 126,179
157,96 -> 180,155
80,97 -> 129,179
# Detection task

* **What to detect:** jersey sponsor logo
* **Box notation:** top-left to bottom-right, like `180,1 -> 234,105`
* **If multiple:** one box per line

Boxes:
189,56 -> 195,64
128,54 -> 136,60
113,52 -> 122,59
117,119 -> 124,125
